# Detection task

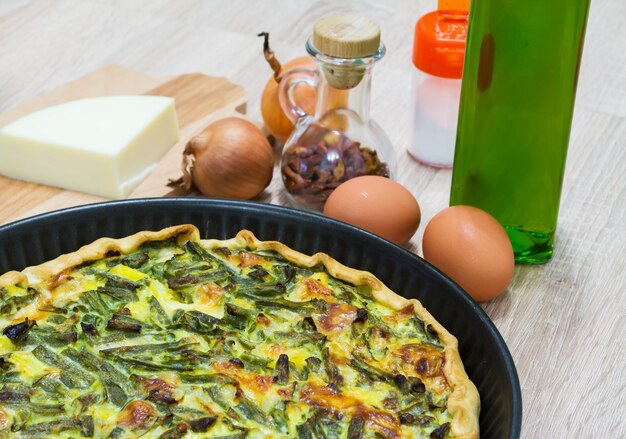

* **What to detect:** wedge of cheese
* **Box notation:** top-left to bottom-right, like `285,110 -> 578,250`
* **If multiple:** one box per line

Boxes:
0,95 -> 179,198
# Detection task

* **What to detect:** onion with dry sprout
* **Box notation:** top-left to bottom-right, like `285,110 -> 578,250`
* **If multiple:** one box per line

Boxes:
169,117 -> 274,200
258,32 -> 317,143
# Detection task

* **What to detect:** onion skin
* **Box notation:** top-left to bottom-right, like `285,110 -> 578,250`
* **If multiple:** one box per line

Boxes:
182,117 -> 274,200
261,56 -> 317,143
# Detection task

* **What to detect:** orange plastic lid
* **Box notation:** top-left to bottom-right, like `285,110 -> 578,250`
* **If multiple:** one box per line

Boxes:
413,0 -> 469,79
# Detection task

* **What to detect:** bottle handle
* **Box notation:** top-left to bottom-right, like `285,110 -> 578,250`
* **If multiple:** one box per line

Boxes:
278,68 -> 318,123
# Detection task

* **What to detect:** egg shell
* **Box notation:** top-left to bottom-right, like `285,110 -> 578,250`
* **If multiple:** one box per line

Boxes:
323,176 -> 421,245
422,205 -> 514,302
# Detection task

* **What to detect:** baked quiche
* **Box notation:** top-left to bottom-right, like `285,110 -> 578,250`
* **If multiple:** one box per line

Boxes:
0,225 -> 479,438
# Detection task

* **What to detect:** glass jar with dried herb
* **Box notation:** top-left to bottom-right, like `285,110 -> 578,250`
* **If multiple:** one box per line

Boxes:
279,14 -> 396,211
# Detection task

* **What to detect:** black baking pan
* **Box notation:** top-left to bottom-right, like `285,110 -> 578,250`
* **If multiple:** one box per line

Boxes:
0,197 -> 521,438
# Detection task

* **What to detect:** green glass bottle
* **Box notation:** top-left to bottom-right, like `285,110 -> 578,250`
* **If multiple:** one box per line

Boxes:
450,0 -> 591,263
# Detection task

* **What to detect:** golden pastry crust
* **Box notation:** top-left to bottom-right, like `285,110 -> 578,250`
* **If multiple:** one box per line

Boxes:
0,224 -> 479,438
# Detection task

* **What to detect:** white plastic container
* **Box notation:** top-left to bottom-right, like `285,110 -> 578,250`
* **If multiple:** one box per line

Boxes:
410,73 -> 462,168
408,5 -> 468,168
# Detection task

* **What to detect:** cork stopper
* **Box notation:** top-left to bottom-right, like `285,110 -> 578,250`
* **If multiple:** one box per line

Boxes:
311,15 -> 382,90
313,14 -> 381,59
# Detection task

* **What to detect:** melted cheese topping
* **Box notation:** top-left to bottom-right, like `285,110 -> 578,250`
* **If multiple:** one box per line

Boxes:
9,351 -> 52,380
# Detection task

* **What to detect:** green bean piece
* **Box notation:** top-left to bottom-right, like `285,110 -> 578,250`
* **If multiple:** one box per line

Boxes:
247,266 -> 270,280
272,331 -> 326,348
410,317 -> 443,348
222,303 -> 255,330
106,251 -> 149,268
239,352 -> 270,372
158,422 -> 188,439
305,356 -> 322,373
0,288 -> 38,317
347,417 -> 365,439
167,269 -> 230,291
274,354 -> 289,385
110,355 -> 193,372
212,432 -> 249,439
178,373 -> 237,385
269,400 -> 288,432
106,314 -> 144,333
204,385 -> 241,421
267,264 -> 297,285
0,390 -> 29,403
322,347 -> 343,390
171,310 -> 223,335
80,322 -> 100,344
32,373 -> 66,396
236,283 -> 287,300
80,415 -> 95,437
184,241 -> 231,271
96,285 -> 138,304
8,406 -> 31,432
187,416 -> 217,433
18,417 -> 81,436
107,426 -> 126,438
92,332 -> 144,346
99,341 -> 195,356
27,327 -> 78,347
149,297 -> 171,327
255,298 -> 326,314
31,345 -> 94,388
234,396 -> 271,426
30,403 -> 65,414
79,290 -> 113,316
64,347 -> 127,383
299,409 -> 343,438
349,355 -> 393,382
397,400 -> 429,424
74,393 -> 100,414
296,422 -> 315,439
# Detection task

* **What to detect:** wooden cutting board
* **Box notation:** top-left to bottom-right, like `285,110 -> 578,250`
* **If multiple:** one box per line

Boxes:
0,65 -> 247,226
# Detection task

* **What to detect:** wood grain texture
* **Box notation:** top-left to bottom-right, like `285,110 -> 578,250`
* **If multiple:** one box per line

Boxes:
0,0 -> 624,437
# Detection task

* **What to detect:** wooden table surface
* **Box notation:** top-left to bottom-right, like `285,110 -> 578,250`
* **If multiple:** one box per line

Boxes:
1,1 -> 624,437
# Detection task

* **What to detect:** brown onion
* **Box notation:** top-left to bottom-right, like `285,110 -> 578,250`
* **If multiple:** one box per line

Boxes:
177,117 -> 274,199
258,32 -> 317,142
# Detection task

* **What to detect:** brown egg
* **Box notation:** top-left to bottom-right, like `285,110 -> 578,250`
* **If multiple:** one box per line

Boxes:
323,176 -> 421,245
422,205 -> 514,301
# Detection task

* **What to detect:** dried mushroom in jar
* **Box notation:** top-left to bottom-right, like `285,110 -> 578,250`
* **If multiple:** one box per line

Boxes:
281,125 -> 390,211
